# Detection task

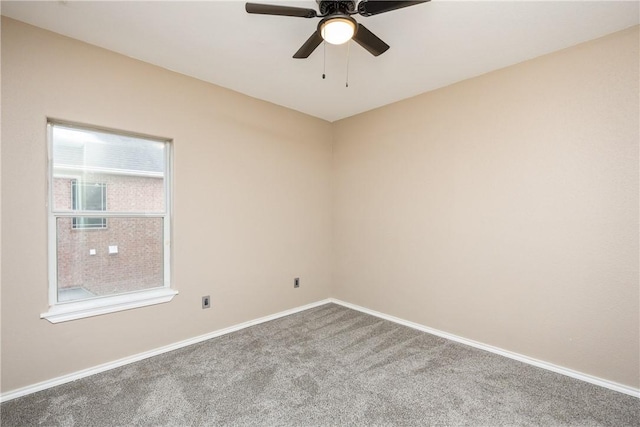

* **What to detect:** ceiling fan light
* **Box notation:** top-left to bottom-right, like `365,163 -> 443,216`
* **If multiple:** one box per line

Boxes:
320,17 -> 356,45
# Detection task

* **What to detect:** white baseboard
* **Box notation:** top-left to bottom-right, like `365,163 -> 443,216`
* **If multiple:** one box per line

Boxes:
0,299 -> 331,403
328,298 -> 640,399
3,297 -> 638,402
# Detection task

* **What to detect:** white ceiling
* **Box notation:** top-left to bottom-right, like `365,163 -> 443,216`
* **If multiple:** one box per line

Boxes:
2,1 -> 638,122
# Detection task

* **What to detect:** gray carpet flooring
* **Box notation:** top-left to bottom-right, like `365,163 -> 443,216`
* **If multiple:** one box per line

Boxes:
2,303 -> 639,426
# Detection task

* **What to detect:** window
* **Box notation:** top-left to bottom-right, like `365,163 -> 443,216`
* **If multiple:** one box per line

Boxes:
43,121 -> 177,323
72,181 -> 107,229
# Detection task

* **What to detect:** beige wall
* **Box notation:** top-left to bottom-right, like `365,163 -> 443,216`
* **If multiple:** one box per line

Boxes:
1,16 -> 638,395
333,26 -> 639,388
1,18 -> 332,392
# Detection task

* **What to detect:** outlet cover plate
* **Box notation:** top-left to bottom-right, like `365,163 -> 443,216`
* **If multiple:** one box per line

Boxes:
202,296 -> 211,309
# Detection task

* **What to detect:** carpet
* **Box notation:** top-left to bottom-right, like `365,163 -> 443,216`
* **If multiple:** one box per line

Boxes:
2,303 -> 639,426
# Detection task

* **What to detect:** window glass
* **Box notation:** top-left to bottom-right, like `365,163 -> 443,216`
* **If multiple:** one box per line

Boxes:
48,122 -> 171,309
72,181 -> 107,229
56,217 -> 164,302
52,125 -> 165,213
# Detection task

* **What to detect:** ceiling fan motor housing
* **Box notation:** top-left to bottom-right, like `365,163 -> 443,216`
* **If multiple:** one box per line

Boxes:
317,0 -> 356,16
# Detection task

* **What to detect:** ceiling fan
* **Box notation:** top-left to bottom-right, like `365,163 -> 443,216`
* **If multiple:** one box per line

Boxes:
245,0 -> 429,58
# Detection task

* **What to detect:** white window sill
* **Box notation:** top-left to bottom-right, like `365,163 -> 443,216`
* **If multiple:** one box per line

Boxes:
41,288 -> 178,323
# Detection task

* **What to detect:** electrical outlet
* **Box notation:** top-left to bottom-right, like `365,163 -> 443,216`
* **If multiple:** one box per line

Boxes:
294,277 -> 300,288
202,295 -> 211,309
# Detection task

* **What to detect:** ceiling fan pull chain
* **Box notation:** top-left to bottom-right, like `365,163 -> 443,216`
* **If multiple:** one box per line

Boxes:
322,41 -> 326,79
346,40 -> 351,88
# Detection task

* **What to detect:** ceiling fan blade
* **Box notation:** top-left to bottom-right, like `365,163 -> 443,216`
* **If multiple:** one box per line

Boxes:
245,3 -> 317,18
293,30 -> 323,58
357,0 -> 429,17
353,24 -> 389,56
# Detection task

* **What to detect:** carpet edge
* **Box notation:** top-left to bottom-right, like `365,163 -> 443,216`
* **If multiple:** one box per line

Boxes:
0,299 -> 332,403
329,298 -> 640,399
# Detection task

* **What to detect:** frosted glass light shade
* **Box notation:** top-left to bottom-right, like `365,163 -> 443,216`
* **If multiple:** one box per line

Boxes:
321,18 -> 356,45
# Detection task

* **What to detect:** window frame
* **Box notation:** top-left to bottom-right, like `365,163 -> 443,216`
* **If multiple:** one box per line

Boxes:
42,120 -> 177,323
